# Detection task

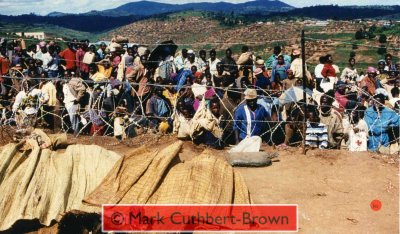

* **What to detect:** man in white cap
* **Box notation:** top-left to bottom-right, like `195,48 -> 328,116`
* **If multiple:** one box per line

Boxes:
233,88 -> 270,144
184,50 -> 199,71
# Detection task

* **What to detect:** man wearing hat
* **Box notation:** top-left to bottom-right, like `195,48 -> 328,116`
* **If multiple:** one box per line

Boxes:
233,88 -> 270,144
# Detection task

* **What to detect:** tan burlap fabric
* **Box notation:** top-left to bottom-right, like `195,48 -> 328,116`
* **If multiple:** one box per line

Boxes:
0,133 -> 121,231
83,141 -> 251,212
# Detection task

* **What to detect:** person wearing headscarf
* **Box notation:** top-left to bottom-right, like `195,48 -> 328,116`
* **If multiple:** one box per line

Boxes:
365,93 -> 400,152
360,67 -> 381,96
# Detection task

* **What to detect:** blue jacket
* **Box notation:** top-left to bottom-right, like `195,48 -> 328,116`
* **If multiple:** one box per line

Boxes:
364,107 -> 400,151
233,103 -> 270,140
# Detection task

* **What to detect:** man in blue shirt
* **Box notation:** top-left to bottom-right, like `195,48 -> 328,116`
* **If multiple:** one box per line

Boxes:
265,46 -> 291,70
234,89 -> 271,144
365,94 -> 400,152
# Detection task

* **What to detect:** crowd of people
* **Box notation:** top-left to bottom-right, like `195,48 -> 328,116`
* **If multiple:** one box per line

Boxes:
0,37 -> 399,153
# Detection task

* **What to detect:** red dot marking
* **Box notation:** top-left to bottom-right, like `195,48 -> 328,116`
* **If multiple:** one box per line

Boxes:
370,200 -> 382,211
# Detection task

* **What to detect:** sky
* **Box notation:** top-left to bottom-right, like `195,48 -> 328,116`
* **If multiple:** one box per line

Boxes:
0,0 -> 399,15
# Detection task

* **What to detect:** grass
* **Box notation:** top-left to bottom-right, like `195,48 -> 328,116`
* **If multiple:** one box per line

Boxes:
0,23 -> 105,47
306,32 -> 354,40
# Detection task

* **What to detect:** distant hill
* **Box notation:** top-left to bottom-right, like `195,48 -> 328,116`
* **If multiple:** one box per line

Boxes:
46,12 -> 69,17
75,0 -> 294,17
268,5 -> 400,20
0,14 -> 144,32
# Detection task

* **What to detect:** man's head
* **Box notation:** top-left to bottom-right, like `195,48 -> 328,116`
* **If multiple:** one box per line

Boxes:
205,73 -> 212,83
154,87 -> 164,97
320,95 -> 333,114
187,50 -> 195,63
378,60 -> 386,71
225,48 -> 232,58
391,87 -> 399,98
127,47 -> 133,56
89,45 -> 96,53
39,45 -> 47,53
242,45 -> 249,53
396,62 -> 400,71
194,74 -> 202,84
55,45 -> 61,54
140,55 -> 147,64
244,89 -> 258,111
27,58 -> 35,68
273,46 -> 281,56
100,42 -> 107,51
325,54 -> 333,64
319,56 -> 327,64
336,81 -> 347,95
210,49 -> 217,60
373,93 -> 386,110
292,49 -> 300,58
48,45 -> 55,55
40,71 -> 48,79
367,67 -> 377,79
287,69 -> 294,79
182,49 -> 188,58
89,64 -> 97,75
216,62 -> 224,74
349,57 -> 355,67
210,99 -> 221,116
240,76 -> 250,89
277,55 -> 284,65
67,42 -> 74,50
350,106 -> 366,124
28,44 -> 36,53
385,53 -> 393,65
388,70 -> 398,80
191,65 -> 198,75
199,50 -> 206,60
306,107 -> 320,124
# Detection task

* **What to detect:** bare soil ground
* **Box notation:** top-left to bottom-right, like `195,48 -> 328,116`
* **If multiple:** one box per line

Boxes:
1,132 -> 398,233
77,134 -> 399,233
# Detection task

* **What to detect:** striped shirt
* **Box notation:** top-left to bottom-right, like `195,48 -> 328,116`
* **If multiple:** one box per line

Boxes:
305,122 -> 329,149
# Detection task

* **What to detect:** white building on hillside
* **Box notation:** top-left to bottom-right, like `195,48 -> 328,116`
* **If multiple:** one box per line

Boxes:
15,32 -> 47,39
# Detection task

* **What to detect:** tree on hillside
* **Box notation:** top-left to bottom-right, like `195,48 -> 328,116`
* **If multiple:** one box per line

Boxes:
377,45 -> 387,55
355,30 -> 364,40
378,34 -> 387,43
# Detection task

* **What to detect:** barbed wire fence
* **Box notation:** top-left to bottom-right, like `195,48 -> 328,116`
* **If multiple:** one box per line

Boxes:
0,34 -> 399,151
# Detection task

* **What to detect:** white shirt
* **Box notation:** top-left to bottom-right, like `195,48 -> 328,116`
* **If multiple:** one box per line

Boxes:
314,64 -> 324,79
389,98 -> 400,108
13,91 -> 27,112
63,83 -> 76,105
208,58 -> 221,74
35,52 -> 52,70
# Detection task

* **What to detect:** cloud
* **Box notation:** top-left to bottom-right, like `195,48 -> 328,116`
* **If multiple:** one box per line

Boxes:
1,0 -> 398,15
